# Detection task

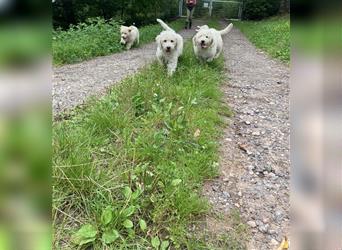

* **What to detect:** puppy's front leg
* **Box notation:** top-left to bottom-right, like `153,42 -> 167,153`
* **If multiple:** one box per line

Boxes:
126,42 -> 133,50
156,55 -> 163,65
167,59 -> 177,76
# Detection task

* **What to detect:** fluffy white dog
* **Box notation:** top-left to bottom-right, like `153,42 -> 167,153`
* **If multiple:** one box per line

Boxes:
193,23 -> 233,62
155,19 -> 183,76
120,25 -> 139,50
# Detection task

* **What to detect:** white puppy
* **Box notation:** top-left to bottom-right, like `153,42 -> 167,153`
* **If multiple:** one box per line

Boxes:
155,19 -> 183,76
120,25 -> 139,50
193,23 -> 233,62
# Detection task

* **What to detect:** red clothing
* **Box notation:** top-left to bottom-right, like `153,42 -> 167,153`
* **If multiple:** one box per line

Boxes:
186,0 -> 197,6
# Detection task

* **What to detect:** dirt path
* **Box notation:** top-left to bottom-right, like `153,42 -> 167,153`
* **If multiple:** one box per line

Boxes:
203,26 -> 290,249
52,21 -> 202,116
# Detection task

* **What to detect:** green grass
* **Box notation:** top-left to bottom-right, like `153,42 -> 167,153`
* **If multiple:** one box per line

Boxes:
234,15 -> 290,63
53,36 -> 248,249
53,17 -> 185,65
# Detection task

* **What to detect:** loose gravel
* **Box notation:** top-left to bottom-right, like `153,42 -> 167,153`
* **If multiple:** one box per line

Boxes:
52,22 -> 201,116
203,25 -> 290,250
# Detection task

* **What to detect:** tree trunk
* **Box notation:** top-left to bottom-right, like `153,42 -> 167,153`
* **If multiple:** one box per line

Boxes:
279,0 -> 290,14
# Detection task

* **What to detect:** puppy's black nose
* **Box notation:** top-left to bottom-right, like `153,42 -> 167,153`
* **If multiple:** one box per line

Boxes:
201,40 -> 205,44
166,46 -> 171,50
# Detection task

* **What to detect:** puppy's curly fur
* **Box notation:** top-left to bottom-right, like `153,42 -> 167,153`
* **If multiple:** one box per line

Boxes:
193,23 -> 233,62
120,25 -> 139,50
155,19 -> 183,76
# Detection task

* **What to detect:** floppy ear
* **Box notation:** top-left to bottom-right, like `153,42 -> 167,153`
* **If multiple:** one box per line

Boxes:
175,34 -> 183,54
192,34 -> 197,45
156,34 -> 162,47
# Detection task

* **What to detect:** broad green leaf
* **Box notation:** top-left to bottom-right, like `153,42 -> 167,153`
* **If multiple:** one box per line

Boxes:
161,240 -> 170,250
151,236 -> 160,249
102,229 -> 119,244
123,219 -> 133,229
78,237 -> 97,246
101,207 -> 113,226
123,186 -> 132,199
131,187 -> 142,200
139,219 -> 147,231
127,228 -> 135,238
71,224 -> 97,246
171,179 -> 182,186
122,205 -> 135,217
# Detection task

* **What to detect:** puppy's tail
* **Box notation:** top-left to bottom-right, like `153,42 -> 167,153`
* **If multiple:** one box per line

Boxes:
156,18 -> 174,32
220,23 -> 233,35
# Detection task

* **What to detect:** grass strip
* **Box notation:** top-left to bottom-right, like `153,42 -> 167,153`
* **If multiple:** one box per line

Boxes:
234,15 -> 290,63
53,23 -> 248,249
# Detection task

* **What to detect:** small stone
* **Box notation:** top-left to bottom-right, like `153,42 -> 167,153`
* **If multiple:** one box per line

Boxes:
247,221 -> 257,228
223,191 -> 230,197
259,224 -> 269,233
252,131 -> 260,136
270,238 -> 279,245
245,120 -> 251,125
269,229 -> 277,235
234,203 -> 240,208
238,191 -> 242,197
247,165 -> 255,171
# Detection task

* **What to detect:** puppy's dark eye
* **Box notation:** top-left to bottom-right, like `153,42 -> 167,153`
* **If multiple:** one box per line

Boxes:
164,40 -> 167,43
171,40 -> 174,43
206,36 -> 208,38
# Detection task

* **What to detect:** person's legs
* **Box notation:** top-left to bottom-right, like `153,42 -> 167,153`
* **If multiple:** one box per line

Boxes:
189,8 -> 195,29
186,8 -> 191,29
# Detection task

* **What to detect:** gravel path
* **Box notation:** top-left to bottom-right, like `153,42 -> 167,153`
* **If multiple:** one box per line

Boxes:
52,21 -> 202,116
203,26 -> 290,249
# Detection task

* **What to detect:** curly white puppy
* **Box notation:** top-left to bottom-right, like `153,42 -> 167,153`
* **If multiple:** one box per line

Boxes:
155,19 -> 183,76
193,23 -> 233,62
120,25 -> 139,50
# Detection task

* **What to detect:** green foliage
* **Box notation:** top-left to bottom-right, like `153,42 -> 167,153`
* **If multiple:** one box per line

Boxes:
71,224 -> 98,246
101,206 -> 113,226
53,17 -> 184,65
151,236 -> 160,249
53,0 -> 179,29
53,37 -> 248,248
102,229 -> 120,244
234,15 -> 290,63
243,0 -> 281,20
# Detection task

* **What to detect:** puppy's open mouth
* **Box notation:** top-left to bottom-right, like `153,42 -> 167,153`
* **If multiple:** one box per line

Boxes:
201,44 -> 208,49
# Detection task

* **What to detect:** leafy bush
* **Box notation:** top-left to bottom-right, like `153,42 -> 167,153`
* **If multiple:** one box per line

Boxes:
243,0 -> 281,20
53,0 -> 179,29
53,17 -> 122,65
